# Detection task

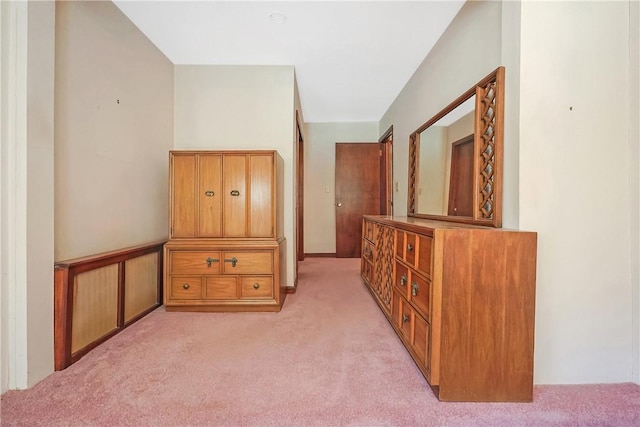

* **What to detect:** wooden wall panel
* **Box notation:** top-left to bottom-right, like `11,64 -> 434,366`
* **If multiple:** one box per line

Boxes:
71,264 -> 119,353
124,252 -> 159,322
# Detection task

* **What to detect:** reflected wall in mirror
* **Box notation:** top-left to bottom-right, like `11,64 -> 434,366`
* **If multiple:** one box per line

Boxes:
408,67 -> 504,227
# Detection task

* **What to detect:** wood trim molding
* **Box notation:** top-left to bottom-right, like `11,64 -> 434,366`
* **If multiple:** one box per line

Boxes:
304,253 -> 337,258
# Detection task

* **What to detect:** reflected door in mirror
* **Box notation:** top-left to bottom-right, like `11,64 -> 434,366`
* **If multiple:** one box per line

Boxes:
448,135 -> 474,216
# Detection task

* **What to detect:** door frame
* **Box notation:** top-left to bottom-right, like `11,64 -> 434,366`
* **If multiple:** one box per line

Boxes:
290,110 -> 304,292
379,125 -> 393,215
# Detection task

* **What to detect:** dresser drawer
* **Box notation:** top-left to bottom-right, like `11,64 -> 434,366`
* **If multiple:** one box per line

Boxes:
416,235 -> 433,278
394,262 -> 409,295
240,276 -> 274,299
399,298 -> 413,341
409,272 -> 430,319
222,251 -> 273,274
362,239 -> 375,263
170,276 -> 202,299
170,251 -> 222,274
405,233 -> 417,265
362,259 -> 373,284
413,312 -> 430,368
204,276 -> 238,299
364,220 -> 375,242
395,230 -> 405,259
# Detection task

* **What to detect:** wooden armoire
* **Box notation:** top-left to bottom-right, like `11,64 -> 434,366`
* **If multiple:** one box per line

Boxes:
163,150 -> 286,312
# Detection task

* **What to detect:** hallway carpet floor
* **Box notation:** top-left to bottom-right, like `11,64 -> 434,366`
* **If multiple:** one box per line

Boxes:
1,258 -> 639,426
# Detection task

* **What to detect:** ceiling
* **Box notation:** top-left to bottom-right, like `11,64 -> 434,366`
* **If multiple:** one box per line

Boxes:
113,0 -> 465,123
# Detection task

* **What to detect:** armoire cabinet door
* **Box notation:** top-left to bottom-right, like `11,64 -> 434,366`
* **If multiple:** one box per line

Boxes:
171,154 -> 197,237
223,155 -> 247,237
249,154 -> 274,237
170,151 -> 277,239
198,154 -> 222,237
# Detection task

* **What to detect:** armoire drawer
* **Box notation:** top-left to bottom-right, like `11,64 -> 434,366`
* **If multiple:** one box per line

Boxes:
170,276 -> 203,299
170,251 -> 222,274
222,251 -> 273,274
240,276 -> 274,299
204,276 -> 238,300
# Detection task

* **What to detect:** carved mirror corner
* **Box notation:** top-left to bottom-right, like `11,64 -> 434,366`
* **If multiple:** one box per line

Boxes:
408,66 -> 505,228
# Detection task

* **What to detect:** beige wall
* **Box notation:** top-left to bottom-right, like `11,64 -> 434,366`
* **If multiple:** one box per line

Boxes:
303,122 -> 379,254
0,0 -> 173,392
55,1 -> 174,261
1,0 -> 55,392
381,0 -> 639,384
631,0 -> 640,384
380,0 -> 503,218
173,65 -> 297,286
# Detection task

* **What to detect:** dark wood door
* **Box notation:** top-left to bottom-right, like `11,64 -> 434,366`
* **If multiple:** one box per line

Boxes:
448,135 -> 474,216
335,143 -> 380,258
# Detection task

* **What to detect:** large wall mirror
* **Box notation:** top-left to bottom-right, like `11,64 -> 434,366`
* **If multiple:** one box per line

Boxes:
408,66 -> 504,227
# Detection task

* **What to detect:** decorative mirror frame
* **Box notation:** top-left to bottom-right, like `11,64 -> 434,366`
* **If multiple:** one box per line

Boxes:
408,66 -> 505,228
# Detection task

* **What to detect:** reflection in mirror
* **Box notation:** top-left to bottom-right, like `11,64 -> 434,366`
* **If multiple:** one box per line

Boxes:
418,96 -> 475,216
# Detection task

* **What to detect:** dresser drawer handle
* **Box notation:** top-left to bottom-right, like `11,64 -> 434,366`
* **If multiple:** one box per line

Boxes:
400,275 -> 407,286
407,244 -> 414,252
205,257 -> 219,267
230,190 -> 240,197
411,282 -> 419,296
182,283 -> 190,290
402,314 -> 410,323
225,257 -> 238,267
253,283 -> 260,290
204,190 -> 215,197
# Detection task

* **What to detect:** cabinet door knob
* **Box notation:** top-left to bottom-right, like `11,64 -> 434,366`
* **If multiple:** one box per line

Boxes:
205,257 -> 219,267
402,314 -> 410,323
230,190 -> 240,196
182,283 -> 190,290
225,257 -> 238,267
400,275 -> 407,286
204,190 -> 215,197
407,244 -> 413,252
411,282 -> 419,296
253,283 -> 260,290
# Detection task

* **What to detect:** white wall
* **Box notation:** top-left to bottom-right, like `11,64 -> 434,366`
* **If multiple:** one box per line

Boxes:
519,0 -> 633,384
55,1 -> 174,261
1,0 -> 55,391
173,65 -> 296,286
631,0 -> 640,385
304,122 -> 379,254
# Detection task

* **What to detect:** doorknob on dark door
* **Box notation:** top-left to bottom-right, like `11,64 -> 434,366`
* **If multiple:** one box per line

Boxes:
336,202 -> 342,207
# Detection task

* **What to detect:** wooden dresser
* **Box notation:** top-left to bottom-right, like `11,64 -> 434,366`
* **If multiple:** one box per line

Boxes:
164,150 -> 286,312
362,215 -> 537,402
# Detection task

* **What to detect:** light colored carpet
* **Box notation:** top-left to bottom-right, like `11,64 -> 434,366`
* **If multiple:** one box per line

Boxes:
1,257 -> 639,426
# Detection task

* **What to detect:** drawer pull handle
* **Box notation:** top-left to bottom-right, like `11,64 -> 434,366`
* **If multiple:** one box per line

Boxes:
230,190 -> 240,197
400,275 -> 407,286
225,257 -> 238,267
182,283 -> 190,290
204,190 -> 215,197
253,283 -> 260,290
205,257 -> 219,267
402,314 -> 410,323
407,244 -> 414,252
411,282 -> 419,296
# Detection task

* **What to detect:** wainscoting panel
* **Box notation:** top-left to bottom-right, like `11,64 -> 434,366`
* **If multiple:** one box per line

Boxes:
124,252 -> 159,323
55,241 -> 164,370
71,264 -> 119,354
